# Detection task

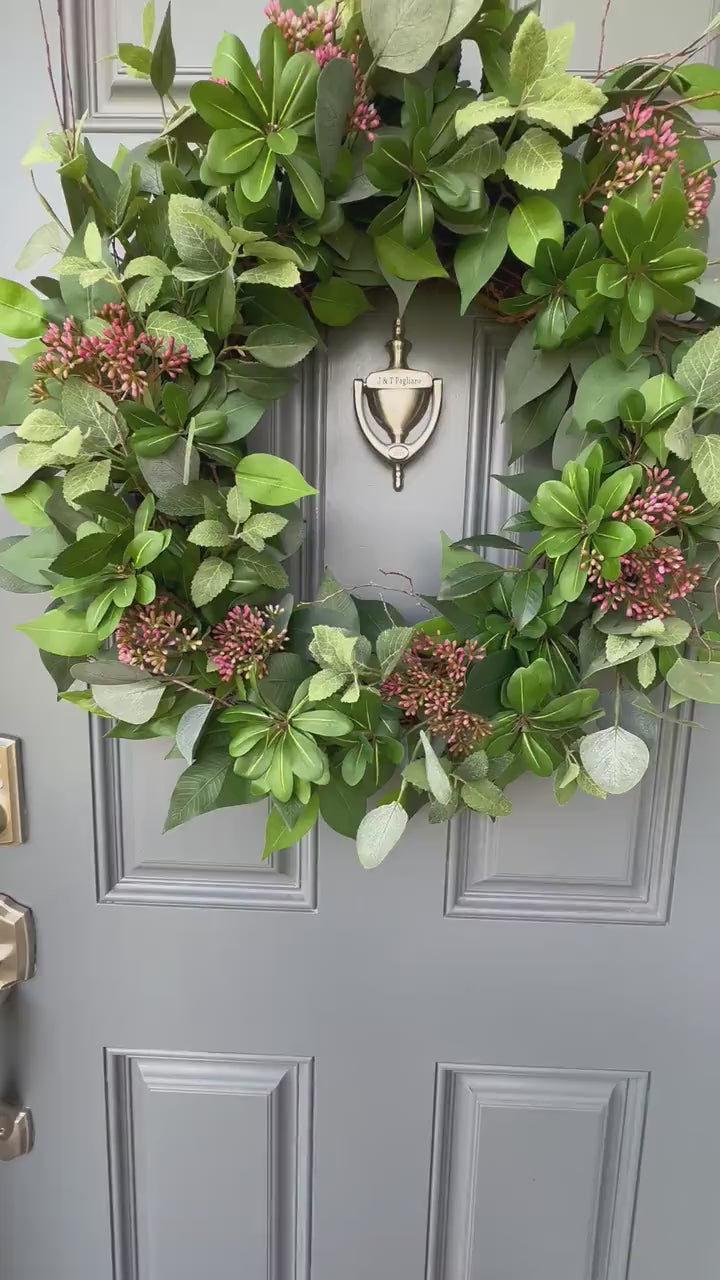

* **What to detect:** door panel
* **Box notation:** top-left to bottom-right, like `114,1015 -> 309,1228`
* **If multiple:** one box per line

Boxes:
1,3 -> 720,1280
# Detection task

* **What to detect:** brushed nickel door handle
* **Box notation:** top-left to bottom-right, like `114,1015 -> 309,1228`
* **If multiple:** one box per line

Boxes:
0,1104 -> 33,1160
0,895 -> 35,1005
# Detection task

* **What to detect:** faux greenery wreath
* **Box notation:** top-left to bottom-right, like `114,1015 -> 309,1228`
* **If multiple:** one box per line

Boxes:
3,0 -> 720,867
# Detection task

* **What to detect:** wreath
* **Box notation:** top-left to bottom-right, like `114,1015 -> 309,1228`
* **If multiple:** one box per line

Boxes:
2,0 -> 720,868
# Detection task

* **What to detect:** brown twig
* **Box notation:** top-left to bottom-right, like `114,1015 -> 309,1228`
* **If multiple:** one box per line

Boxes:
56,0 -> 77,140
597,0 -> 613,79
37,0 -> 64,129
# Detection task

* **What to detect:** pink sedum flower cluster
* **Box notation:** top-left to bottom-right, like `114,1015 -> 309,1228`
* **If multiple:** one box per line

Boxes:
380,632 -> 492,758
207,603 -> 287,682
596,98 -> 712,226
587,467 -> 700,620
116,598 -> 202,675
32,304 -> 190,402
264,2 -> 380,138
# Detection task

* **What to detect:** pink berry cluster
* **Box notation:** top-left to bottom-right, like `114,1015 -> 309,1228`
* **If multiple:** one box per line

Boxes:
587,544 -> 701,620
207,603 -> 287,682
586,467 -> 699,620
264,2 -> 380,138
613,467 -> 693,531
32,304 -> 190,402
116,598 -> 202,674
380,632 -> 491,758
596,98 -> 712,226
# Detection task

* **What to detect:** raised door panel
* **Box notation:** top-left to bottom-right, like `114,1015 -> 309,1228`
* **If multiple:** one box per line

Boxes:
105,1051 -> 314,1280
426,1065 -> 649,1280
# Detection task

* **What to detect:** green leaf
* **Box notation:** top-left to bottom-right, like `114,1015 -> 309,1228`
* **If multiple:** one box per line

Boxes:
188,519 -> 232,549
292,708 -> 354,737
454,207 -> 509,316
0,526 -> 64,584
461,777 -> 512,816
16,407 -> 66,443
420,730 -> 452,805
238,259 -> 301,289
311,279 -> 371,326
91,679 -> 164,724
403,182 -> 435,248
459,650 -> 516,716
509,12 -> 548,98
17,606 -> 100,656
139,438 -> 199,497
579,726 -> 649,794
263,794 -> 319,857
142,1 -> 155,47
664,403 -> 695,460
282,153 -> 325,219
320,774 -> 367,836
62,378 -> 119,445
602,196 -> 645,263
438,559 -> 504,598
574,355 -> 650,429
0,279 -> 45,339
455,97 -> 513,135
521,73 -> 606,138
207,127 -> 265,176
356,799 -> 408,868
509,372 -> 571,461
691,434 -> 720,504
361,0 -> 452,73
315,57 -> 356,178
145,310 -> 209,358
168,195 -> 232,274
64,460 -> 112,506
150,2 -> 175,97
511,569 -> 545,630
676,326 -> 720,411
124,529 -> 168,568
191,556 -> 233,607
3,477 -> 52,527
235,453 -> 316,505
374,227 -> 448,281
174,703 -> 213,765
245,323 -> 316,368
505,657 -> 552,713
309,669 -> 347,701
504,128 -> 562,191
507,196 -> 564,265
666,656 -> 720,704
376,625 -> 413,676
164,749 -> 231,832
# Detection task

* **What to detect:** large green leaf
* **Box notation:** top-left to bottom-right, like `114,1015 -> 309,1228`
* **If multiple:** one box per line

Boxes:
191,557 -> 233,607
145,310 -> 209,358
150,2 -> 175,97
579,726 -> 649,794
666,656 -> 720,704
91,679 -> 165,724
0,280 -> 45,339
507,196 -> 564,265
281,153 -> 325,219
374,227 -> 448,281
315,57 -> 356,177
522,74 -> 606,137
310,278 -> 371,326
168,195 -> 233,274
362,0 -> 452,73
574,355 -> 650,429
235,453 -> 316,505
356,799 -> 408,868
676,326 -> 720,411
504,128 -> 562,191
17,607 -> 100,656
509,12 -> 548,99
164,748 -> 231,831
691,434 -> 720,503
245,323 -> 316,367
454,207 -> 509,314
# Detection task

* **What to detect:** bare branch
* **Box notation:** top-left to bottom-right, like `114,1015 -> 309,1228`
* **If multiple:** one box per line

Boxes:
37,0 -> 64,129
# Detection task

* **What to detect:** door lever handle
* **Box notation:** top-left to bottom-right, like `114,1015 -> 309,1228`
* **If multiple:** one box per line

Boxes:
0,895 -> 35,1005
0,1103 -> 33,1160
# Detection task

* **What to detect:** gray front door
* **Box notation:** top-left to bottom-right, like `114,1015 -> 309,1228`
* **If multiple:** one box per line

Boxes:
1,3 -> 719,1278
